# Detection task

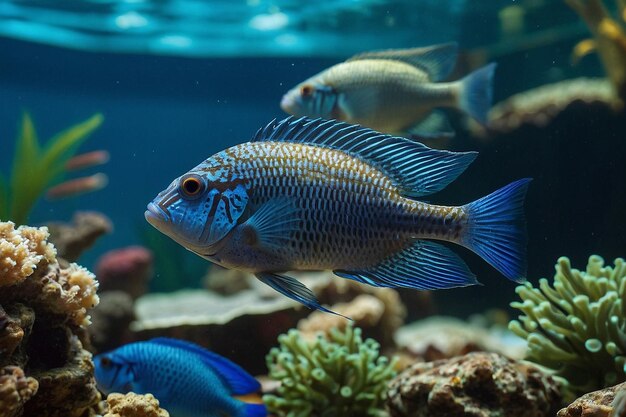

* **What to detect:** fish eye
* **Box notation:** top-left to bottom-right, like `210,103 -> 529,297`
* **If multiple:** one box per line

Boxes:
300,85 -> 314,97
99,356 -> 112,368
180,174 -> 205,198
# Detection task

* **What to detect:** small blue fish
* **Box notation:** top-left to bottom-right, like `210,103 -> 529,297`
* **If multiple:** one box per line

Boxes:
145,117 -> 530,314
94,338 -> 266,417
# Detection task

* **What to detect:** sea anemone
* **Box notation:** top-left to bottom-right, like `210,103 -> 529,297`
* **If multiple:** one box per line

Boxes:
509,255 -> 626,394
264,324 -> 396,417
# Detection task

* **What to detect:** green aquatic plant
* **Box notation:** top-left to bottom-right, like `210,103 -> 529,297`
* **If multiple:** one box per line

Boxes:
264,324 -> 396,417
0,111 -> 104,225
509,255 -> 626,394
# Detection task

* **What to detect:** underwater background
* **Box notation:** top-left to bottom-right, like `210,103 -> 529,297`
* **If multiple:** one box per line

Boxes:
2,0 -> 626,416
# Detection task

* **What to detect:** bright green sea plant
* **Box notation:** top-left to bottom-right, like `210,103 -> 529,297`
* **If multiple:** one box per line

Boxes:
509,255 -> 626,394
0,111 -> 103,225
264,324 -> 396,417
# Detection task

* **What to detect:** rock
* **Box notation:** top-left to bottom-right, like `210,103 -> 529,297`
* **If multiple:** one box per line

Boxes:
395,317 -> 527,363
46,211 -> 112,262
131,286 -> 308,375
387,352 -> 562,417
104,392 -> 169,417
89,291 -> 135,353
557,382 -> 626,417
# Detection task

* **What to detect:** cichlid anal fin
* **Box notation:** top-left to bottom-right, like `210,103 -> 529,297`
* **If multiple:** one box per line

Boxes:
407,110 -> 455,139
256,272 -> 348,318
346,42 -> 458,82
148,338 -> 260,395
334,240 -> 479,290
242,403 -> 268,417
243,198 -> 300,249
253,117 -> 476,197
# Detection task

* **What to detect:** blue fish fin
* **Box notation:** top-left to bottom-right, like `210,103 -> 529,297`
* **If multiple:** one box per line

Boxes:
148,338 -> 260,395
347,43 -> 458,81
457,63 -> 496,126
407,110 -> 455,139
461,178 -> 532,282
253,117 -> 477,197
241,403 -> 267,417
243,198 -> 299,249
256,272 -> 349,318
334,240 -> 479,290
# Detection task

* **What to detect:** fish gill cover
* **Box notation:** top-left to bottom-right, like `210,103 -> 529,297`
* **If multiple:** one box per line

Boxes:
0,0 -> 470,57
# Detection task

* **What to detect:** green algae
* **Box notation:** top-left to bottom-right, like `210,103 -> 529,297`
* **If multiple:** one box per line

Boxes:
0,112 -> 103,225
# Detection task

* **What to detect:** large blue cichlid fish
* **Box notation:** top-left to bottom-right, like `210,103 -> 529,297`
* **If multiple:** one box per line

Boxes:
145,116 -> 530,314
94,338 -> 266,417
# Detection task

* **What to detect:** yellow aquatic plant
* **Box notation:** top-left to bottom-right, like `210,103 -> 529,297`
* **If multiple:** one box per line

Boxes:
0,112 -> 104,225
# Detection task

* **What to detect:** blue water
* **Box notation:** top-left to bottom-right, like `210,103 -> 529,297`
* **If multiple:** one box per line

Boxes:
1,0 -> 624,314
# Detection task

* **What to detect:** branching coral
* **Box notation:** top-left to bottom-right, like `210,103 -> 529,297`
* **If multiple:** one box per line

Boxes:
509,255 -> 626,394
0,111 -> 104,225
0,221 -> 56,287
264,324 -> 396,417
0,366 -> 39,417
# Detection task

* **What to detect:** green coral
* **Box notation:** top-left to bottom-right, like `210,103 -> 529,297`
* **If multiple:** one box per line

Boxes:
0,111 -> 103,225
264,324 -> 396,417
509,255 -> 626,394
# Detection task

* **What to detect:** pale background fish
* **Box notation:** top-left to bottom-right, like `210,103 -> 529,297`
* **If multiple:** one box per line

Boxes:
145,117 -> 530,313
280,43 -> 496,138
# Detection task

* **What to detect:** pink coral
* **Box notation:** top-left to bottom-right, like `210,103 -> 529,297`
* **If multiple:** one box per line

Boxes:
96,246 -> 153,299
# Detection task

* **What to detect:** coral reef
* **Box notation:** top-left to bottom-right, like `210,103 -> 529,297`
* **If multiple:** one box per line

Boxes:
264,324 -> 396,417
0,220 -> 100,416
0,112 -> 104,225
509,255 -> 626,394
89,291 -> 135,353
103,392 -> 170,417
0,366 -> 38,417
557,382 -> 626,417
395,316 -> 526,364
95,246 -> 153,299
46,211 -> 112,262
386,352 -> 562,417
480,78 -> 619,135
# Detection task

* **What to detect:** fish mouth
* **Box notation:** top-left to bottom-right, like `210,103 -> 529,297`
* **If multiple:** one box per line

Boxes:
280,94 -> 296,114
144,202 -> 168,228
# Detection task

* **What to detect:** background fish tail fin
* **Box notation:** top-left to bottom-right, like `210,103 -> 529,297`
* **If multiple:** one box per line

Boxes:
462,178 -> 531,282
457,62 -> 496,125
240,402 -> 267,417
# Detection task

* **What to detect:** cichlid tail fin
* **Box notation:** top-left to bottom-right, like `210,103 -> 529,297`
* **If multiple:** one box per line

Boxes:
457,63 -> 496,125
240,402 -> 267,417
461,178 -> 532,282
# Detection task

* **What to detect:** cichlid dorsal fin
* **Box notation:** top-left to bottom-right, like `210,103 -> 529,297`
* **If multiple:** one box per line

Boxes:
148,338 -> 260,395
252,117 -> 477,198
346,42 -> 458,82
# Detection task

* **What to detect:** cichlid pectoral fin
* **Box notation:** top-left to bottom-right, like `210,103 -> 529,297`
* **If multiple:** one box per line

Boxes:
147,338 -> 260,395
407,110 -> 455,139
346,42 -> 458,82
334,240 -> 480,290
256,272 -> 349,318
243,198 -> 300,250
